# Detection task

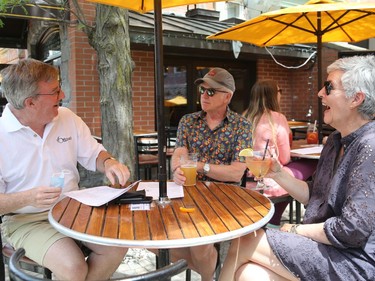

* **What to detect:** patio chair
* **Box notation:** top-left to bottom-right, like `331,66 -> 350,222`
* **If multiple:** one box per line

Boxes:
134,135 -> 159,180
9,248 -> 188,281
1,217 -> 52,279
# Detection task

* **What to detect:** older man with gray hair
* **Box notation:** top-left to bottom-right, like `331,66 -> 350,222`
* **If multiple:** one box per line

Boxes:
169,67 -> 252,281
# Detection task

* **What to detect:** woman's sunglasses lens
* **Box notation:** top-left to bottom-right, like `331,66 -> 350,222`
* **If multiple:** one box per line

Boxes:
324,81 -> 332,95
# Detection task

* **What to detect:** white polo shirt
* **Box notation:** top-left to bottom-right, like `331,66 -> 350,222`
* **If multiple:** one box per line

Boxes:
0,105 -> 105,213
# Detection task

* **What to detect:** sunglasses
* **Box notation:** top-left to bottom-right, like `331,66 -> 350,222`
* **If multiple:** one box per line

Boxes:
198,86 -> 228,97
324,81 -> 334,96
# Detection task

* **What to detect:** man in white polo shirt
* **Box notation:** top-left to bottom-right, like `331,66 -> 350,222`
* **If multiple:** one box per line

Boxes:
0,59 -> 129,280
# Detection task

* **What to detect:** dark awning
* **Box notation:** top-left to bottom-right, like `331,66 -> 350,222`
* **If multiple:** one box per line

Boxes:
0,3 -> 69,49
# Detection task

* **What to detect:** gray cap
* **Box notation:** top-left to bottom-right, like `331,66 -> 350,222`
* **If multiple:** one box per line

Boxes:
194,68 -> 235,93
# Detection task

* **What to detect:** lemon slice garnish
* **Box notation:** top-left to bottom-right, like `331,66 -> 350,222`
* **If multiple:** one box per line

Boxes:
239,148 -> 254,157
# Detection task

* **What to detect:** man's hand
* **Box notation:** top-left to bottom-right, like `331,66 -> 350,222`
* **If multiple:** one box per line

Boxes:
173,167 -> 186,186
104,159 -> 130,186
30,186 -> 62,209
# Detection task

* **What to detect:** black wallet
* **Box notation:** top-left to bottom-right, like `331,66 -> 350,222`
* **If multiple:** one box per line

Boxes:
110,190 -> 153,205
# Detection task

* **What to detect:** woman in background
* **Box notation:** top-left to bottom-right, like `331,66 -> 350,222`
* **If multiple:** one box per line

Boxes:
242,80 -> 292,227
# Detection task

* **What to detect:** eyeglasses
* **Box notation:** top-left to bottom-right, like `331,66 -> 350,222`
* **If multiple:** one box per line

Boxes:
198,86 -> 228,97
35,85 -> 62,99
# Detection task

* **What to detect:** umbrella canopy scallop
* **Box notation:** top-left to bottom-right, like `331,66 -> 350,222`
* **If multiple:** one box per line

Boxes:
207,0 -> 375,47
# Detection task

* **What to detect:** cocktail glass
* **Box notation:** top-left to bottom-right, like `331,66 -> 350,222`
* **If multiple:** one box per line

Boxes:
246,150 -> 272,190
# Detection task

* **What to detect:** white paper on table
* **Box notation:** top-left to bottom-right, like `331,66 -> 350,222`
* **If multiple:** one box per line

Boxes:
136,182 -> 184,200
291,146 -> 323,155
64,181 -> 141,206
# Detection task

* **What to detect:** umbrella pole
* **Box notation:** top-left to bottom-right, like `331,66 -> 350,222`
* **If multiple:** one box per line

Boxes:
154,0 -> 170,206
317,12 -> 323,144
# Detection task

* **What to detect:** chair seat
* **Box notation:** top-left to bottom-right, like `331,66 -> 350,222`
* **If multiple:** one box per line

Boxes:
138,154 -> 159,165
3,243 -> 52,277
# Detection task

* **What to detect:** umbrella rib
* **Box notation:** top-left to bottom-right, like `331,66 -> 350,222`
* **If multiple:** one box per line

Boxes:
322,10 -> 375,41
264,13 -> 316,44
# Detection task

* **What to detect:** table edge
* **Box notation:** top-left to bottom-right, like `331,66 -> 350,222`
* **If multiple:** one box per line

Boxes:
48,197 -> 275,249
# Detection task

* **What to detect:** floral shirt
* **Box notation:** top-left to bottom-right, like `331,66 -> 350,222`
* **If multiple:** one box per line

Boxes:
175,108 -> 252,181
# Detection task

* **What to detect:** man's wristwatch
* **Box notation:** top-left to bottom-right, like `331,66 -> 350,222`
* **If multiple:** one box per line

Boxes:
203,163 -> 210,175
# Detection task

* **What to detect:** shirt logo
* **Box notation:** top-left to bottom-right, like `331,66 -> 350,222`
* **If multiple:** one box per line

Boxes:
56,136 -> 72,143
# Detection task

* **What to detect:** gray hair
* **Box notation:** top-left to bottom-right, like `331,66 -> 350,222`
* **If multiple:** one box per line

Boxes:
327,55 -> 375,120
0,58 -> 59,110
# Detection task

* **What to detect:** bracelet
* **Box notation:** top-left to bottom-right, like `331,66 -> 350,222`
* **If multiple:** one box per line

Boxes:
103,156 -> 116,166
289,224 -> 300,234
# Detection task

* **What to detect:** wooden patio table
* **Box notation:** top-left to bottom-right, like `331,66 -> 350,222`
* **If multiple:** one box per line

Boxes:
291,139 -> 323,160
48,181 -> 274,270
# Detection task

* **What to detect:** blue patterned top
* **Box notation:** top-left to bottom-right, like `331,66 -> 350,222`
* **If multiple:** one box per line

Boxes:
267,121 -> 375,280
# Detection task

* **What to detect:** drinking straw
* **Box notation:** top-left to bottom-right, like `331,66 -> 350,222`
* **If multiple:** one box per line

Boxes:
262,139 -> 270,160
313,120 -> 317,133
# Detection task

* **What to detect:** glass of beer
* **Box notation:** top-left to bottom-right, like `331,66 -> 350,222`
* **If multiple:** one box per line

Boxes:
180,153 -> 198,186
245,150 -> 272,190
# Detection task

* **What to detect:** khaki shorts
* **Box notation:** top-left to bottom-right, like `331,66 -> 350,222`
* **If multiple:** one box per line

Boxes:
2,211 -> 66,265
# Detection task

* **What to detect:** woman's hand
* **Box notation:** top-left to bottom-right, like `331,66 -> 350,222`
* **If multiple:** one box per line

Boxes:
265,157 -> 283,179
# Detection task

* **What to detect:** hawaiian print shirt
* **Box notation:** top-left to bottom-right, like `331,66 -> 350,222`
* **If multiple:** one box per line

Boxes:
175,108 -> 252,181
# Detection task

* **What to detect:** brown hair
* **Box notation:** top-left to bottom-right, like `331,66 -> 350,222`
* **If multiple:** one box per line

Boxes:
243,80 -> 280,148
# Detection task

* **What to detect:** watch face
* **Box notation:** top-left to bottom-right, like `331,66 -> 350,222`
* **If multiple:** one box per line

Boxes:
204,163 -> 210,174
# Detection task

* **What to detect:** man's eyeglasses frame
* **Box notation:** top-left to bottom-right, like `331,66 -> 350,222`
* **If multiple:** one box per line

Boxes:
35,81 -> 62,99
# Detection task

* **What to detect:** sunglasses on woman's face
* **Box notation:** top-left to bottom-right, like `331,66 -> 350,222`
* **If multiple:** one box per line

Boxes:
198,86 -> 228,97
324,81 -> 333,96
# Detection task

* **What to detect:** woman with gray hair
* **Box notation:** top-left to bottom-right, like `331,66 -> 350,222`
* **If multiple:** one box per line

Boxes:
219,55 -> 375,281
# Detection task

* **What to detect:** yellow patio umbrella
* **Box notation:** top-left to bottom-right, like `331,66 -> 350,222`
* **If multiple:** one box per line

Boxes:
208,0 -> 375,142
86,0 -> 224,208
87,0 -> 221,13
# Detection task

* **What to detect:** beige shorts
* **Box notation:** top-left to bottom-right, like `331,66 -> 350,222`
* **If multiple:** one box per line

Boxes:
1,211 -> 66,265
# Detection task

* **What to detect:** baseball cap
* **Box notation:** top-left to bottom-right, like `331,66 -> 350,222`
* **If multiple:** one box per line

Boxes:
194,68 -> 235,93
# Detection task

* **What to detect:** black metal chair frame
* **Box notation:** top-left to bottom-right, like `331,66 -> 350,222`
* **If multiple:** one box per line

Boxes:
9,248 -> 188,281
134,135 -> 159,180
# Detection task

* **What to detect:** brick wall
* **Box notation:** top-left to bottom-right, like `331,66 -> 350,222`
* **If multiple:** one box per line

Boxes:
132,50 -> 156,131
67,0 -> 101,136
64,2 -> 339,136
253,57 -> 319,123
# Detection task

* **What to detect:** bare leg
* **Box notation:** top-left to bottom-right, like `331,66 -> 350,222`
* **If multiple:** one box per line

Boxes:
43,238 -> 88,281
219,230 -> 298,281
190,244 -> 217,281
170,244 -> 217,281
85,242 -> 128,281
237,263 -> 292,281
43,238 -> 127,281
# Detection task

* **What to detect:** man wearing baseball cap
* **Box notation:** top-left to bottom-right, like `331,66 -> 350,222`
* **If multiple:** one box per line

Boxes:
169,68 -> 252,281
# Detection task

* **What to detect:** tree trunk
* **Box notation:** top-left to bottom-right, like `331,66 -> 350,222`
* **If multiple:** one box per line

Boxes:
91,5 -> 135,181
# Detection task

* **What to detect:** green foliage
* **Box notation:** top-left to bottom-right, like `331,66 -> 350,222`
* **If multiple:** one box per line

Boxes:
0,0 -> 32,27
